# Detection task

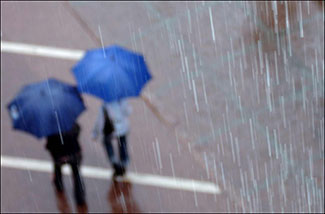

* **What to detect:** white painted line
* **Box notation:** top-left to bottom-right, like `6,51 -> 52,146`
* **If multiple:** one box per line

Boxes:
1,155 -> 221,194
1,40 -> 84,60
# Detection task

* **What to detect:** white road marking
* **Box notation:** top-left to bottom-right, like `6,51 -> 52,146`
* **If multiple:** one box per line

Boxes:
1,40 -> 84,60
1,155 -> 221,194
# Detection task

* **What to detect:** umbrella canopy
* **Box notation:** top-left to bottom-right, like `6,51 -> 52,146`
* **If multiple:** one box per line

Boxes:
72,45 -> 152,102
7,78 -> 86,139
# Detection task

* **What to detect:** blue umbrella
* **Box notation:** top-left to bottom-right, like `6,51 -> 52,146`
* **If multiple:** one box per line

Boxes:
72,45 -> 152,102
7,78 -> 86,139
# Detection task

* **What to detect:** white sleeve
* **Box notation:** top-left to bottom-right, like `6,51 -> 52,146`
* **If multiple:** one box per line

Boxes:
92,107 -> 104,139
122,100 -> 132,116
108,103 -> 123,123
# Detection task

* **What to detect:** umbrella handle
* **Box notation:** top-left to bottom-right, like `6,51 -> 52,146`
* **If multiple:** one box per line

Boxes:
140,94 -> 175,127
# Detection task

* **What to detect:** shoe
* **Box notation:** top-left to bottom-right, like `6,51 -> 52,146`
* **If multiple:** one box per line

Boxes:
119,165 -> 126,176
113,163 -> 125,177
112,162 -> 120,173
120,160 -> 129,175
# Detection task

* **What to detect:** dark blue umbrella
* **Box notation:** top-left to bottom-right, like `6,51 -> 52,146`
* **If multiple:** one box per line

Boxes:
72,45 -> 152,102
7,78 -> 86,139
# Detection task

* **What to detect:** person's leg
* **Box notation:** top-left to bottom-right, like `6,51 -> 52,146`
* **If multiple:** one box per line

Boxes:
115,135 -> 129,177
103,134 -> 118,167
118,135 -> 129,167
53,162 -> 64,192
69,153 -> 86,205
48,150 -> 64,192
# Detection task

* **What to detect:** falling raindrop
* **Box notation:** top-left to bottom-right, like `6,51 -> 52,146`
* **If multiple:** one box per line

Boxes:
200,72 -> 208,105
229,132 -> 236,163
169,153 -> 175,178
230,37 -> 235,67
187,9 -> 192,34
285,1 -> 292,56
235,137 -> 241,167
185,56 -> 192,90
183,102 -> 189,129
299,1 -> 304,38
273,129 -> 279,159
249,118 -> 256,150
274,51 -> 279,85
152,141 -> 159,170
175,129 -> 181,155
27,170 -> 33,182
98,25 -> 106,58
239,58 -> 245,89
208,7 -> 216,43
280,96 -> 287,128
257,40 -> 264,73
155,137 -> 162,170
203,152 -> 210,179
227,52 -> 233,86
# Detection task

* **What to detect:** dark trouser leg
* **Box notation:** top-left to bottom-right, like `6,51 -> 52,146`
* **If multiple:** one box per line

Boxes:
53,162 -> 64,192
48,150 -> 64,192
118,135 -> 129,167
103,135 -> 118,166
70,154 -> 85,205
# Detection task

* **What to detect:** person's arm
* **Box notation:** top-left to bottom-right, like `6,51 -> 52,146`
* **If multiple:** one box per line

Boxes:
122,100 -> 132,116
92,107 -> 104,141
107,103 -> 122,123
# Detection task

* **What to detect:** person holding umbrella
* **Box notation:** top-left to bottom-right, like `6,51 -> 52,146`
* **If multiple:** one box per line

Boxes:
92,99 -> 132,177
7,78 -> 87,206
72,45 -> 152,178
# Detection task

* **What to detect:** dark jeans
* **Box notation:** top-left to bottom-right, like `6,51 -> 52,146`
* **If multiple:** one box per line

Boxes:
103,135 -> 129,168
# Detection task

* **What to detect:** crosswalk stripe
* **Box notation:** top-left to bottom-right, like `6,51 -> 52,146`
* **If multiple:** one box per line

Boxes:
1,155 -> 221,194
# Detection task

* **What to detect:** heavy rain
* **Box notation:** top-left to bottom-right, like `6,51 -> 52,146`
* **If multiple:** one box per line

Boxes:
1,1 -> 324,213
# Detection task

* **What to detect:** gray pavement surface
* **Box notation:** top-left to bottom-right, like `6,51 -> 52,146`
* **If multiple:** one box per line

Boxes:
1,1 -> 324,213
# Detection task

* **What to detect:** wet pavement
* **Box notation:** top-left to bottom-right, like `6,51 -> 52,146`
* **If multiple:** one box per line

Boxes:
1,1 -> 324,213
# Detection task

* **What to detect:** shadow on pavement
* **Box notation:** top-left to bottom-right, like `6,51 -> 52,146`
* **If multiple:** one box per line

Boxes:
107,179 -> 142,213
76,203 -> 89,213
54,189 -> 88,213
54,190 -> 72,213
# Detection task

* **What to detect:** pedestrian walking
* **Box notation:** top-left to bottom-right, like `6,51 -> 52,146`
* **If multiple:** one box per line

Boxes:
46,122 -> 86,205
72,45 -> 151,178
7,78 -> 87,206
92,99 -> 132,177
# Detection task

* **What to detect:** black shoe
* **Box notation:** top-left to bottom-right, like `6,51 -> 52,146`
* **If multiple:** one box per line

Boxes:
113,163 -> 125,177
112,162 -> 119,173
120,161 -> 128,175
119,165 -> 126,176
